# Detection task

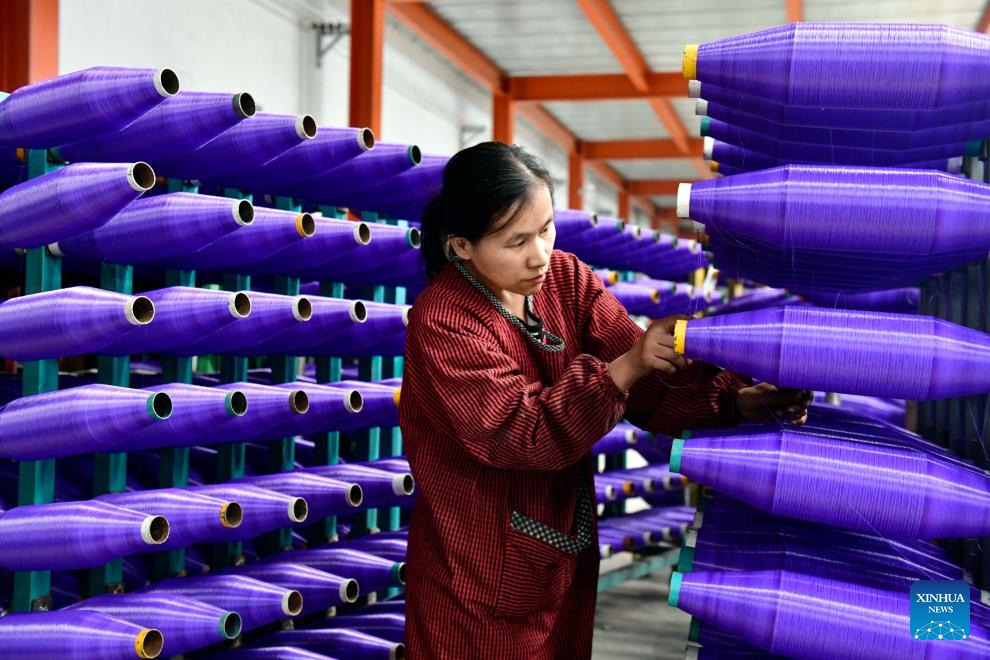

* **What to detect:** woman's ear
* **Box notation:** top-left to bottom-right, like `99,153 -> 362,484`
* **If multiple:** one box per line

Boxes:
448,236 -> 473,261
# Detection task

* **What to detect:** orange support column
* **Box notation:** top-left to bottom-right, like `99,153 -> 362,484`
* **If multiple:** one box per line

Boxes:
349,0 -> 385,136
492,88 -> 515,144
568,151 -> 584,210
617,190 -> 630,222
1,0 -> 58,91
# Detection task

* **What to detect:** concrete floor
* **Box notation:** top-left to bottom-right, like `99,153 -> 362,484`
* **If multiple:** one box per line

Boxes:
592,566 -> 691,660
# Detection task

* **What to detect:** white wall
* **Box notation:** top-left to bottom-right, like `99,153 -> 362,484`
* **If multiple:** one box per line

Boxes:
58,0 -> 612,213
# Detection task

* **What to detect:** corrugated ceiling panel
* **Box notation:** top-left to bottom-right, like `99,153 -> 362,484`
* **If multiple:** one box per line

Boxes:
542,100 -> 669,141
805,0 -> 983,26
609,158 -> 700,180
612,0 -> 788,72
426,0 -> 624,75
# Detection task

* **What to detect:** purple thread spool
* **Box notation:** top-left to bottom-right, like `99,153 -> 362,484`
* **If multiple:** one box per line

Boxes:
329,381 -> 400,431
210,649 -> 334,660
318,613 -> 405,644
270,547 -> 405,592
0,161 -> 154,249
553,208 -> 598,242
329,154 -> 447,212
303,463 -> 413,509
675,305 -> 990,399
51,192 -> 254,264
608,282 -> 661,316
263,628 -> 404,660
283,142 -> 422,203
670,568 -> 990,659
0,66 -> 179,148
275,382 -> 363,435
0,500 -> 168,570
201,381 -> 309,443
333,537 -> 407,563
165,208 -> 316,272
689,23 -> 990,110
671,427 -> 990,537
126,383 -> 247,450
151,112 -> 317,180
173,292 -> 311,356
66,592 -> 241,656
554,215 -> 624,254
102,287 -> 251,356
803,287 -> 920,314
595,473 -> 639,500
0,384 -> 170,460
248,298 -> 367,356
143,574 -> 302,632
0,609 -> 163,659
311,302 -> 408,358
248,217 -> 370,276
630,464 -> 687,491
55,91 -> 254,164
591,422 -> 644,455
224,562 -> 359,615
188,484 -> 307,541
814,396 -> 907,427
95,487 -> 242,550
216,126 -> 375,192
236,472 -> 362,519
301,225 -> 421,282
705,137 -> 956,172
595,481 -> 617,503
339,246 -> 423,287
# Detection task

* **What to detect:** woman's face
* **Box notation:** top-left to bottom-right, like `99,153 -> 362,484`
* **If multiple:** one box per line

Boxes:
450,184 -> 556,306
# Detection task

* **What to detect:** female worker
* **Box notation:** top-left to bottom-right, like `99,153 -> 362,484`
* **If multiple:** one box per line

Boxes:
399,141 -> 810,659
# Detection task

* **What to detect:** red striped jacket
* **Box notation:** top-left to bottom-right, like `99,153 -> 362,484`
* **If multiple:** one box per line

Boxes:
400,250 -> 747,659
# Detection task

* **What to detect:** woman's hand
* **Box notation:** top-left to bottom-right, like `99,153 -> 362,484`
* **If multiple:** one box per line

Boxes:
608,316 -> 688,393
735,383 -> 813,425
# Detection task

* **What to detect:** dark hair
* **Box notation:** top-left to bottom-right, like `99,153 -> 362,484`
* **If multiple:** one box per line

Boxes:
420,141 -> 555,280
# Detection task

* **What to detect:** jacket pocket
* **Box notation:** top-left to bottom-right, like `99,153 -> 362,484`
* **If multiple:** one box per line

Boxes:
493,519 -> 581,619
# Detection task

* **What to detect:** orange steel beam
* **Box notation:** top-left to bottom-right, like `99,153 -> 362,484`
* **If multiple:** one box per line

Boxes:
388,2 -> 504,92
576,0 -> 691,154
349,0 -> 385,136
626,180 -> 683,196
568,151 -> 584,210
509,73 -> 685,102
978,2 -> 990,32
518,104 -> 578,152
1,0 -> 58,92
493,88 -> 515,144
581,138 -> 705,160
587,160 -> 625,190
785,0 -> 804,23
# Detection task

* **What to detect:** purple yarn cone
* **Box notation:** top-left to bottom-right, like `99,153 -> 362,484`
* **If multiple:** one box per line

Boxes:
143,574 -> 302,632
677,306 -> 990,399
333,537 -> 407,563
707,138 -> 955,172
174,292 -> 310,356
270,547 -> 405,592
0,162 -> 154,249
305,224 -> 420,281
67,592 -> 241,656
595,480 -> 616,503
152,112 -> 317,180
596,473 -> 638,499
189,484 -> 307,541
329,381 -> 399,431
312,302 -> 408,358
55,91 -> 254,164
553,216 -> 624,253
276,382 -> 363,435
95,487 -> 242,550
165,208 -> 315,272
0,66 -> 178,148
553,208 -> 598,241
0,500 -> 168,569
262,628 -> 403,660
591,423 -> 643,454
127,383 -> 247,450
247,217 -> 370,276
332,155 -> 447,211
200,382 -> 309,443
671,427 -> 990,537
211,649 -> 334,660
224,562 -> 359,615
608,282 -> 661,315
102,286 -> 251,355
319,613 -> 405,644
220,126 -> 375,191
248,297 -> 366,356
0,609 -> 163,660
692,23 -> 990,110
670,568 -> 990,659
236,472 -> 362,519
0,384 -> 170,460
52,192 -> 253,265
283,142 -> 421,203
303,464 -> 412,509
339,246 -> 423,287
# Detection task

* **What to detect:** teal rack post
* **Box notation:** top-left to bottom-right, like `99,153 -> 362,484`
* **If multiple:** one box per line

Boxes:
13,148 -> 61,612
214,188 -> 252,568
153,180 -> 199,580
88,261 -> 134,596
